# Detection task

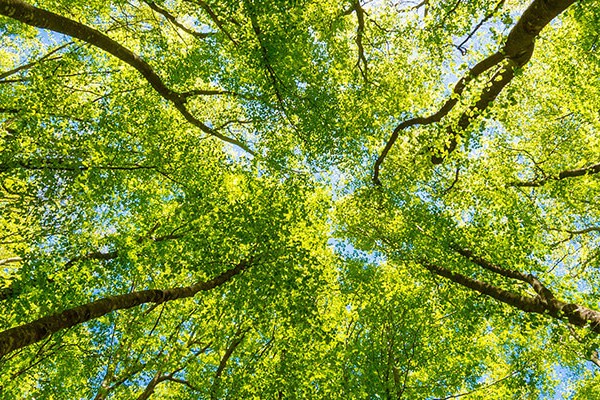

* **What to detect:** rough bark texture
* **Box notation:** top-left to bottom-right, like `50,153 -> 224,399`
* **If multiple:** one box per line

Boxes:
0,261 -> 249,358
373,0 -> 576,183
0,0 -> 252,153
424,254 -> 600,333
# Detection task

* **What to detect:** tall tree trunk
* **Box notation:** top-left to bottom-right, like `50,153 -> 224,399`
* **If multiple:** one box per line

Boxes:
424,262 -> 600,333
0,261 -> 249,357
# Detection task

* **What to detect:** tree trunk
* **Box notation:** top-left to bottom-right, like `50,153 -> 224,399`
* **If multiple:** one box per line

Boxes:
0,261 -> 249,357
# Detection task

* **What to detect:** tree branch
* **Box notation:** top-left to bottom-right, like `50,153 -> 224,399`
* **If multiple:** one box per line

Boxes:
512,162 -> 600,187
455,0 -> 506,54
184,0 -> 238,45
372,51 -> 503,184
0,260 -> 251,357
547,225 -> 600,247
211,327 -> 247,400
440,166 -> 460,196
0,0 -> 253,154
247,9 -> 286,107
424,259 -> 600,334
64,251 -> 119,269
349,0 -> 368,82
563,226 -> 600,235
424,262 -> 544,312
373,0 -> 576,183
142,0 -> 212,39
452,246 -> 532,283
430,60 -> 516,164
0,42 -> 72,80
65,224 -> 186,269
0,257 -> 22,266
163,375 -> 201,392
136,370 -> 164,400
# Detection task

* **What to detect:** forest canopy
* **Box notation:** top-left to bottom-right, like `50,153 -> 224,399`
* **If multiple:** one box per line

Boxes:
1,0 -> 599,398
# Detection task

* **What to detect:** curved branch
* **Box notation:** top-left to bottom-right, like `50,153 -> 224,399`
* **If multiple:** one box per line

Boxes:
559,162 -> 600,179
426,244 -> 600,333
512,162 -> 600,187
452,247 -> 531,282
0,0 -> 253,154
547,225 -> 600,247
64,251 -> 119,269
455,0 -> 506,54
247,9 -> 286,107
564,226 -> 600,235
0,257 -> 22,266
143,1 -> 212,39
431,60 -> 516,164
0,42 -> 72,80
424,262 -> 545,312
372,51 -> 503,184
0,260 -> 250,357
373,0 -> 576,183
64,226 -> 185,269
184,0 -> 238,45
347,0 -> 368,82
210,328 -> 247,399
163,376 -> 201,392
440,166 -> 460,196
424,262 -> 600,333
453,246 -> 557,304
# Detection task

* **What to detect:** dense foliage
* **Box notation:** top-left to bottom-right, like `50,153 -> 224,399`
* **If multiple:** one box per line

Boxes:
1,0 -> 599,398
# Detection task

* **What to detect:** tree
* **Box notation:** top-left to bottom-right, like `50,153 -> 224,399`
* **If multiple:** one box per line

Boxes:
0,0 -> 599,397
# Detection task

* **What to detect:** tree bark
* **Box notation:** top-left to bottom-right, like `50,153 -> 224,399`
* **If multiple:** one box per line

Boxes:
373,0 -> 576,182
424,262 -> 600,333
0,0 -> 252,153
432,0 -> 576,164
0,261 -> 249,357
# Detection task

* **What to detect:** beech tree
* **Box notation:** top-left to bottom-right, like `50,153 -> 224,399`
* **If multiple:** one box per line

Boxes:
1,0 -> 599,398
